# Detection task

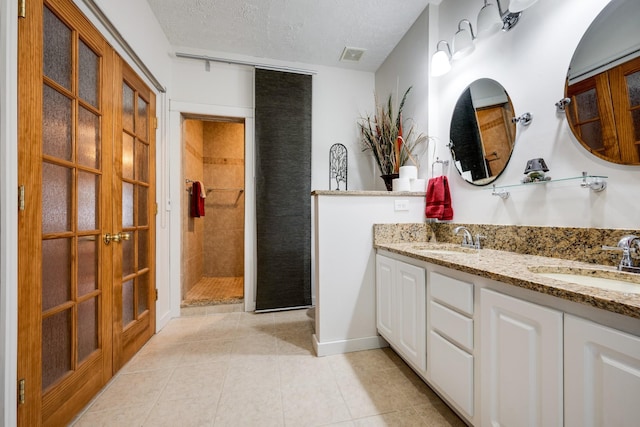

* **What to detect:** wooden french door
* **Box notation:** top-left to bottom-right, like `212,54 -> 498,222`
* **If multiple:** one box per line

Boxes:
17,0 -> 155,425
112,61 -> 156,372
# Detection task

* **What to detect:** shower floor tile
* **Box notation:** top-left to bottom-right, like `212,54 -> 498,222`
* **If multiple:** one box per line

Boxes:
182,276 -> 244,307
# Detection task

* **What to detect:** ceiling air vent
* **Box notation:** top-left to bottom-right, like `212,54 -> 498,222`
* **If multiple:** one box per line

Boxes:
340,47 -> 366,62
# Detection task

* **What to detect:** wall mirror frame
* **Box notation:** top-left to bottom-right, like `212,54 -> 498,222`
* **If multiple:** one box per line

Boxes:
565,0 -> 640,165
449,78 -> 516,186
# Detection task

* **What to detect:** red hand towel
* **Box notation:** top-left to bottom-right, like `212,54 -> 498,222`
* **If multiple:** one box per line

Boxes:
441,176 -> 453,220
425,176 -> 453,220
190,181 -> 205,217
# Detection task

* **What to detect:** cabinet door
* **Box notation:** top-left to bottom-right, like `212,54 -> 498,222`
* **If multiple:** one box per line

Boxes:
396,261 -> 426,371
481,289 -> 563,427
375,254 -> 395,341
565,315 -> 640,427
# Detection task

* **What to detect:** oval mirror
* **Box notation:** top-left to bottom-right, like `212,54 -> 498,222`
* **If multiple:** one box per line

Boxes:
565,0 -> 640,165
449,78 -> 516,186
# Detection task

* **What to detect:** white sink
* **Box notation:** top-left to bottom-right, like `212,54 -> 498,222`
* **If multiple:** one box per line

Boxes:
529,267 -> 640,294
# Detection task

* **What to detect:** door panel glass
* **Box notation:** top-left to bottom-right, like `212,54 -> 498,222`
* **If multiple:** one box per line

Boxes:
43,85 -> 73,161
135,141 -> 148,182
137,96 -> 148,138
123,84 -> 134,132
575,89 -> 599,121
77,237 -> 97,297
42,163 -> 72,233
123,133 -> 134,180
632,109 -> 640,141
78,107 -> 100,169
122,237 -> 135,277
580,122 -> 604,151
122,279 -> 135,327
43,6 -> 71,90
138,229 -> 148,270
42,310 -> 72,391
627,71 -> 640,107
123,183 -> 134,227
137,273 -> 149,315
42,238 -> 71,311
77,171 -> 98,231
78,40 -> 99,108
137,186 -> 148,226
77,298 -> 98,363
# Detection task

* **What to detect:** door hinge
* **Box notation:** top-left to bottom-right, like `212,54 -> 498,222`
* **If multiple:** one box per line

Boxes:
153,117 -> 158,129
18,379 -> 25,405
18,185 -> 25,211
18,0 -> 26,19
154,203 -> 158,215
155,289 -> 158,301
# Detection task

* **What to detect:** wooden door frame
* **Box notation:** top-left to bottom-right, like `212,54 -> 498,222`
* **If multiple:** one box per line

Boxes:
168,103 -> 256,314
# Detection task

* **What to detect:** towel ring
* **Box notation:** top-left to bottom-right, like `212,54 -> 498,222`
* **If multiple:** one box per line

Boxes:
431,157 -> 450,177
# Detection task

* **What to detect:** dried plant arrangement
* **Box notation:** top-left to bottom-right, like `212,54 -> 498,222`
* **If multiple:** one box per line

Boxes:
359,86 -> 429,176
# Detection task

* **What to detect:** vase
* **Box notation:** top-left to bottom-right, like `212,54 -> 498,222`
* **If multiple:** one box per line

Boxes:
380,173 -> 399,191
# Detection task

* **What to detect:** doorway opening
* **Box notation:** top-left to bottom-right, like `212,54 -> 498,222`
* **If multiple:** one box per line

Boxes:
181,115 -> 245,307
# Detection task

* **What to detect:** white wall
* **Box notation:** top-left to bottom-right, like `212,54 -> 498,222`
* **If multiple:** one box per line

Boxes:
376,7 -> 432,181
377,0 -> 640,230
168,53 -> 377,312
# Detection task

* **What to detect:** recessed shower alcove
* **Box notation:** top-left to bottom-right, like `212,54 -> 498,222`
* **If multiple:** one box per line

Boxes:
181,116 -> 245,306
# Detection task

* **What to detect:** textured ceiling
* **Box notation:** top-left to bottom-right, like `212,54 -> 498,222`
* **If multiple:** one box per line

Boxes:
145,0 -> 432,72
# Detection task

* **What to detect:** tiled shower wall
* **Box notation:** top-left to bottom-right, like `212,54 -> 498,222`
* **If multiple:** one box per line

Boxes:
202,122 -> 245,277
181,119 -> 204,296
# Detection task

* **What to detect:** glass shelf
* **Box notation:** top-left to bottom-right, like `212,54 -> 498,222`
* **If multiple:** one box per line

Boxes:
490,173 -> 607,199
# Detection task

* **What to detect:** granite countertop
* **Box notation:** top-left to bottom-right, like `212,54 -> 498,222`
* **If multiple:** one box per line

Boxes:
375,242 -> 640,319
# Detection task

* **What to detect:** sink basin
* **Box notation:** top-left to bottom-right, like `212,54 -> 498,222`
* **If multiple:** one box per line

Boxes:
410,243 -> 477,255
528,266 -> 640,294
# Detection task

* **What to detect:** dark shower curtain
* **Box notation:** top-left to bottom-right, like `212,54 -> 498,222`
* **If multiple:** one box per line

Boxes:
254,68 -> 312,311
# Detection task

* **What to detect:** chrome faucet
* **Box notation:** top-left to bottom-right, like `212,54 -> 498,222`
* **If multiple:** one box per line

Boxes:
453,226 -> 484,249
602,235 -> 640,273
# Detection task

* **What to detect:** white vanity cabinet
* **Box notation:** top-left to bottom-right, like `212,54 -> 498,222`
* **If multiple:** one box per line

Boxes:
427,271 -> 475,419
564,314 -> 640,427
375,254 -> 426,372
480,288 -> 564,427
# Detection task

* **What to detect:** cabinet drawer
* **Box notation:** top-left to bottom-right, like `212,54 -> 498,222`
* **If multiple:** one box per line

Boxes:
430,300 -> 473,352
430,330 -> 474,417
430,272 -> 474,315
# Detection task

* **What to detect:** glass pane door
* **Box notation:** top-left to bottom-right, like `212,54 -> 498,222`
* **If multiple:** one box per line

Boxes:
41,4 -> 103,393
113,60 -> 156,370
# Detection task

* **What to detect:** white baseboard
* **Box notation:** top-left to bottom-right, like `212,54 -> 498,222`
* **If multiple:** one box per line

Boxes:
156,309 -> 174,332
312,334 -> 389,357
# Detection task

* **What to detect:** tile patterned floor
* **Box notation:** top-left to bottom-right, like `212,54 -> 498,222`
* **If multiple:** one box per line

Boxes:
70,308 -> 466,426
182,276 -> 244,306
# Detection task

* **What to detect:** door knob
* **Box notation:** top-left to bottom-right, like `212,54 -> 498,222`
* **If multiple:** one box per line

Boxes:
103,232 -> 131,245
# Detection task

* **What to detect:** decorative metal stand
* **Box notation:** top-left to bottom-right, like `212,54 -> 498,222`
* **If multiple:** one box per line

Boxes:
329,143 -> 348,190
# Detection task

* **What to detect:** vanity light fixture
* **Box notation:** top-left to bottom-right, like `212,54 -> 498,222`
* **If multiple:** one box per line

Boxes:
477,0 -> 539,34
452,19 -> 477,60
477,1 -> 503,37
431,40 -> 452,77
512,112 -> 533,126
508,0 -> 540,13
